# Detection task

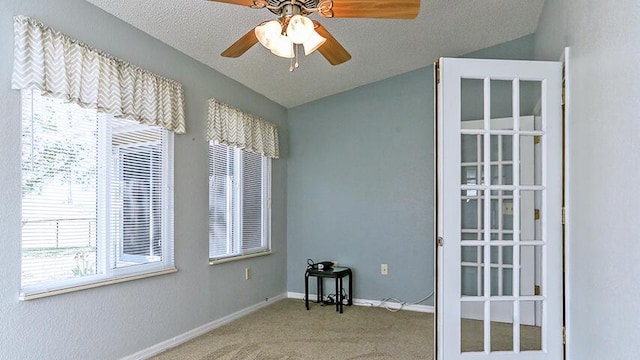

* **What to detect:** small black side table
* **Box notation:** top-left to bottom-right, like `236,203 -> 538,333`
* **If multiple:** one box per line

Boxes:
305,266 -> 353,313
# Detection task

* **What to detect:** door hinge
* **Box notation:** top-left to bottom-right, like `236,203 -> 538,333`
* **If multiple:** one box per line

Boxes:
435,61 -> 441,84
562,207 -> 566,225
437,236 -> 444,247
534,135 -> 541,144
534,209 -> 540,220
534,285 -> 541,295
562,326 -> 567,345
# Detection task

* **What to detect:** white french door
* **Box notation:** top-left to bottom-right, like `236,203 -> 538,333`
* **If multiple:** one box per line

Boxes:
436,57 -> 563,359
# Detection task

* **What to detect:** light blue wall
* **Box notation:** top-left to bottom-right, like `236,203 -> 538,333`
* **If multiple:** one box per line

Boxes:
286,35 -> 536,304
533,0 -> 566,61
287,68 -> 435,302
535,0 -> 640,358
0,1 -> 287,359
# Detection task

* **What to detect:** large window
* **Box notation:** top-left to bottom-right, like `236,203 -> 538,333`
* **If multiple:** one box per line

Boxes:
209,142 -> 271,261
20,90 -> 175,297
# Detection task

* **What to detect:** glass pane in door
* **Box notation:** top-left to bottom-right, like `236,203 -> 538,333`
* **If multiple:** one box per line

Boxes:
490,245 -> 513,296
461,246 -> 484,296
490,80 -> 514,129
520,300 -> 543,351
519,135 -> 541,186
461,301 -> 484,352
519,80 -> 543,130
490,192 -> 514,233
461,189 -> 484,237
461,78 -> 484,122
490,301 -> 514,351
520,190 -> 544,242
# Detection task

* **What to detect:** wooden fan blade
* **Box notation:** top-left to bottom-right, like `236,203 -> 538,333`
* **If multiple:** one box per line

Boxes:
206,0 -> 255,7
323,0 -> 420,19
221,27 -> 259,58
313,21 -> 351,65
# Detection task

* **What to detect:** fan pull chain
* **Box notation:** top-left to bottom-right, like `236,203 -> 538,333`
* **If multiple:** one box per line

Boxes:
289,44 -> 300,72
289,42 -> 295,71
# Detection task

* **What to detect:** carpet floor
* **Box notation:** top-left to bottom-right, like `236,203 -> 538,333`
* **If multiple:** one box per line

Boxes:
152,299 -> 540,360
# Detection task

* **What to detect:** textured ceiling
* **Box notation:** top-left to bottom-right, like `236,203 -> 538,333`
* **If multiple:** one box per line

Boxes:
85,0 -> 545,108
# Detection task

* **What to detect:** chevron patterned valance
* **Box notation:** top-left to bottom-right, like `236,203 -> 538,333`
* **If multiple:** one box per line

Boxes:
11,16 -> 185,134
208,99 -> 280,159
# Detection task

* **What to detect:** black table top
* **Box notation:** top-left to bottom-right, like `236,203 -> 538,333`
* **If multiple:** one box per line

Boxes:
306,266 -> 351,277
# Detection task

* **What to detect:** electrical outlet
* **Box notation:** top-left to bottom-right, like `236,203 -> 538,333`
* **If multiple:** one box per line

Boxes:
381,263 -> 388,275
245,267 -> 251,280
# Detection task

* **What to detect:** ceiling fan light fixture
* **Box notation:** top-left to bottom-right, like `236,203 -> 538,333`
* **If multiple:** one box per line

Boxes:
302,30 -> 326,55
255,20 -> 283,49
270,35 -> 294,58
286,15 -> 314,44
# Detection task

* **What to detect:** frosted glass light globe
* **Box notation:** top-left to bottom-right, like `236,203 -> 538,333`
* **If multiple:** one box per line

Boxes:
303,30 -> 326,55
270,35 -> 294,58
255,20 -> 283,49
286,15 -> 314,44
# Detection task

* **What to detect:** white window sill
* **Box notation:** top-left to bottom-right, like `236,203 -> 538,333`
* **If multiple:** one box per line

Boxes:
209,250 -> 272,265
19,267 -> 178,301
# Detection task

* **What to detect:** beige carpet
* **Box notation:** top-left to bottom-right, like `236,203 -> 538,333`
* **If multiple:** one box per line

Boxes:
152,299 -> 541,360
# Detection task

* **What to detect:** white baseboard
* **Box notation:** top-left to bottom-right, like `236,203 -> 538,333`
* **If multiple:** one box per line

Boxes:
121,293 -> 287,360
287,292 -> 434,313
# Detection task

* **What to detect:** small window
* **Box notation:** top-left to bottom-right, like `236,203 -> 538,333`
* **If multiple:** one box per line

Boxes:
20,90 -> 175,296
208,142 -> 271,261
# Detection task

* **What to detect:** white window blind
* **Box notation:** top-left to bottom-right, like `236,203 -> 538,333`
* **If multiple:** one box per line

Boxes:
209,142 -> 270,260
21,89 -> 174,296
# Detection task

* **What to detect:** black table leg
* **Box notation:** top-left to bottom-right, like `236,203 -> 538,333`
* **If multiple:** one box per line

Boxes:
338,276 -> 343,313
305,271 -> 309,310
348,271 -> 353,306
335,275 -> 339,312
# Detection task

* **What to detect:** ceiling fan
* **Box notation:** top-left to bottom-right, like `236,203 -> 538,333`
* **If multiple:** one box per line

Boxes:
207,0 -> 420,71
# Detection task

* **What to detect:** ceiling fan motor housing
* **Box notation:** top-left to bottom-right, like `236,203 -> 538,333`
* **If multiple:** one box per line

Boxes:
268,0 -> 318,16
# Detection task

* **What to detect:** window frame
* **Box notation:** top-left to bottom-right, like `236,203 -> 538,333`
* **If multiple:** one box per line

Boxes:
208,141 -> 272,263
19,90 -> 176,300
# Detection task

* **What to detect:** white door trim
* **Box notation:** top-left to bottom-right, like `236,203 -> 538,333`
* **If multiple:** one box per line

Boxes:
560,46 -> 571,358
